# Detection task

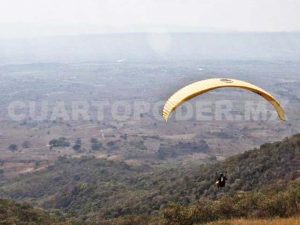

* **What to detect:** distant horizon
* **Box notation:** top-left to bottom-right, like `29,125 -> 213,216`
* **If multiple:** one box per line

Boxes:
0,23 -> 300,39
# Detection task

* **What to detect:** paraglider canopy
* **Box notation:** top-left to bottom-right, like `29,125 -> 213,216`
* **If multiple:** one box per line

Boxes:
162,78 -> 286,121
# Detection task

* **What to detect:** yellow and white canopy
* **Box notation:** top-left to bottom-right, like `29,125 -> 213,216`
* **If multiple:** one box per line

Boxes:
162,78 -> 286,122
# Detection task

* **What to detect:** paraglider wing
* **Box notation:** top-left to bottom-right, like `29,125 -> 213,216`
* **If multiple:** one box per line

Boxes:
162,78 -> 286,121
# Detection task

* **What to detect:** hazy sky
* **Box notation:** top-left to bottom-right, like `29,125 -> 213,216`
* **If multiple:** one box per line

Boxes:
0,0 -> 299,37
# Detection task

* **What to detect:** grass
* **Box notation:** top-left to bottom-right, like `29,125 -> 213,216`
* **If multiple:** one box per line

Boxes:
204,218 -> 300,225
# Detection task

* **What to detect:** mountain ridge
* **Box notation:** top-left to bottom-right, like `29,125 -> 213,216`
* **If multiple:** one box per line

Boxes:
0,133 -> 299,223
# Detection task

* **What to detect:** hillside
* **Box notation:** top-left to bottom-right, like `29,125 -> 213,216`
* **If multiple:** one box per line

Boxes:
0,198 -> 66,225
1,180 -> 299,225
205,218 -> 300,225
0,133 -> 299,223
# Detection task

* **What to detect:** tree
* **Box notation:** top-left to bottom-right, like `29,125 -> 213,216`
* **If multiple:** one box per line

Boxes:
49,137 -> 70,149
90,138 -> 102,151
8,144 -> 18,152
73,138 -> 82,152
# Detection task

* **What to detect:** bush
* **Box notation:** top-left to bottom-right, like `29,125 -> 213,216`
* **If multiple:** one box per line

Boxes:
72,138 -> 82,152
49,137 -> 70,149
160,181 -> 300,225
90,138 -> 102,151
8,144 -> 18,151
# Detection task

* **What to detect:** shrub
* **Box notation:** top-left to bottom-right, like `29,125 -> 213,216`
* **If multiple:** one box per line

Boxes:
49,137 -> 70,149
8,144 -> 18,151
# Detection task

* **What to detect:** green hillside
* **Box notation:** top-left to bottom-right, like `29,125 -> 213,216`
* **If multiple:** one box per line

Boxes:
0,198 -> 66,225
1,134 -> 300,223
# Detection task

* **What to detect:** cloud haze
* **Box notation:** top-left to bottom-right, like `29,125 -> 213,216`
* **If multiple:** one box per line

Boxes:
0,0 -> 299,37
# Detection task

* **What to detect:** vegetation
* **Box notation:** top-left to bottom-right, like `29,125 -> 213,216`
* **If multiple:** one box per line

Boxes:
0,199 -> 66,225
49,137 -> 71,149
72,138 -> 82,152
204,218 -> 300,225
8,144 -> 18,152
158,180 -> 300,225
157,140 -> 209,159
109,180 -> 300,224
90,138 -> 102,151
0,134 -> 299,224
